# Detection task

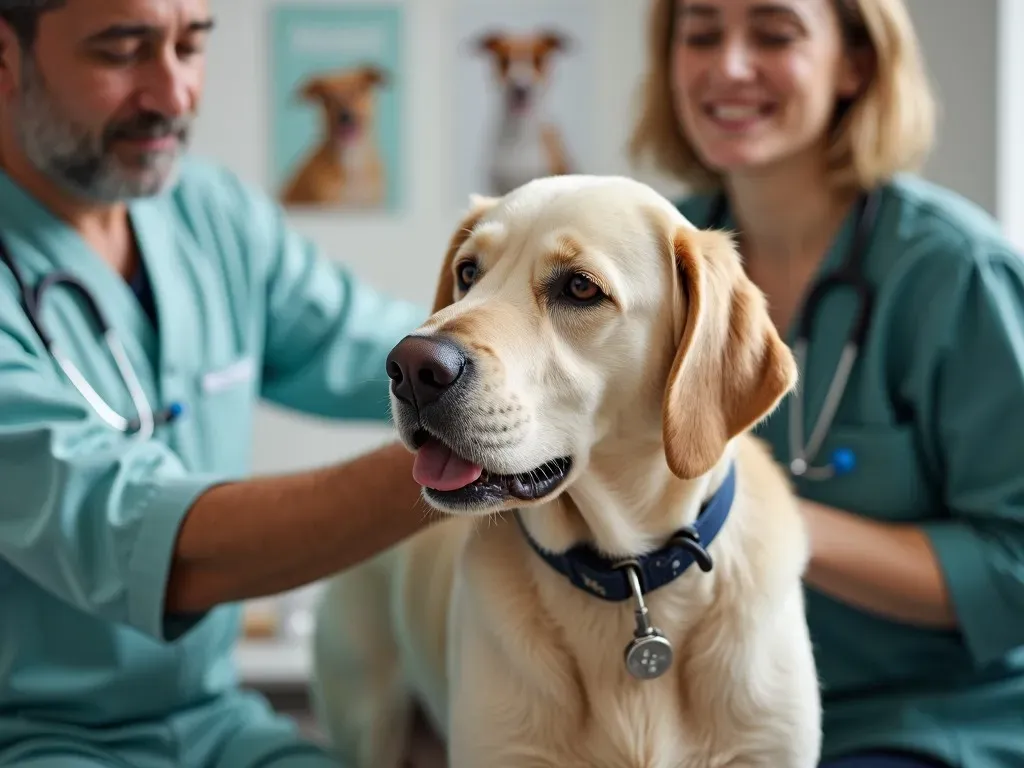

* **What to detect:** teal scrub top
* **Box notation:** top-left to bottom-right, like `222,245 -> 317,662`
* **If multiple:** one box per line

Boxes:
679,175 -> 1024,767
0,158 -> 426,739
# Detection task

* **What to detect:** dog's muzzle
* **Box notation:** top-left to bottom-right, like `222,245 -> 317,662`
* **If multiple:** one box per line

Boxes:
385,333 -> 574,510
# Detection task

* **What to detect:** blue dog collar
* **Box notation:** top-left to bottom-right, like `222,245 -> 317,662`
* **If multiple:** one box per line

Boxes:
514,462 -> 736,601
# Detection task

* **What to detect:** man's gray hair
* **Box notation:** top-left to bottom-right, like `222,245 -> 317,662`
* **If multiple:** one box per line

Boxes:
0,0 -> 68,48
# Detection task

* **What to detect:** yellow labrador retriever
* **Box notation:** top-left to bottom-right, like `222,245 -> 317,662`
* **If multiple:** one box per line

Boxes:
310,175 -> 821,768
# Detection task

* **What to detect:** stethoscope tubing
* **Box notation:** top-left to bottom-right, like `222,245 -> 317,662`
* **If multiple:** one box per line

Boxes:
707,188 -> 882,480
0,239 -> 159,438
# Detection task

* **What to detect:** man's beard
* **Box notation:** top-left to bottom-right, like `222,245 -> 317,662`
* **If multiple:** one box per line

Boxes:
13,57 -> 192,203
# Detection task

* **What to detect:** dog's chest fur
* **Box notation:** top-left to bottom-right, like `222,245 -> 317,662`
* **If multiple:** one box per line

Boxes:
332,141 -> 381,205
448,520 -> 774,768
564,686 -> 711,768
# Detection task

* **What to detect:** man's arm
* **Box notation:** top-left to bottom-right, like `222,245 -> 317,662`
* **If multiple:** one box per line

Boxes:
0,163 -> 435,641
222,166 -> 428,422
154,170 -> 438,608
0,323 -> 431,642
166,440 -> 430,614
157,171 -> 439,609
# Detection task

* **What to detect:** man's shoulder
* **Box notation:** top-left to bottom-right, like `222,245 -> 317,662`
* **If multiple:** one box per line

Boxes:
152,154 -> 289,260
164,154 -> 273,219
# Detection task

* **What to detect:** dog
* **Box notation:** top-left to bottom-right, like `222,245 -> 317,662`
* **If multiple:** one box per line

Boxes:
474,30 -> 574,195
279,64 -> 389,208
310,175 -> 822,768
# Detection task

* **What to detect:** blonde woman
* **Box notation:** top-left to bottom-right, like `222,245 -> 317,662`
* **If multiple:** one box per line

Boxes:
631,2 -> 1024,768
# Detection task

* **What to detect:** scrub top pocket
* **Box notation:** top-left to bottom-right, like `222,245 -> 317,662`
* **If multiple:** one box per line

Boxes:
798,423 -> 940,522
191,355 -> 258,476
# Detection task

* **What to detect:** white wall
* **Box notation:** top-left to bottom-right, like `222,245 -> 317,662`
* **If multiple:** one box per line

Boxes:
904,0 -> 999,214
998,0 -> 1024,251
190,0 -> 1011,476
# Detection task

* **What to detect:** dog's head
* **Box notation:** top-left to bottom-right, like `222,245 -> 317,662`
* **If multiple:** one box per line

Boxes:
297,64 -> 388,146
474,30 -> 570,114
387,176 -> 797,516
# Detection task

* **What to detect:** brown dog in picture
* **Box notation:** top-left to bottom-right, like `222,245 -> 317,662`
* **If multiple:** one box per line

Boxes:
474,30 -> 574,195
279,64 -> 389,209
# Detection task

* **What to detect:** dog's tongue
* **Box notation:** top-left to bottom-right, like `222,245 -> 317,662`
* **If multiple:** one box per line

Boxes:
413,439 -> 483,491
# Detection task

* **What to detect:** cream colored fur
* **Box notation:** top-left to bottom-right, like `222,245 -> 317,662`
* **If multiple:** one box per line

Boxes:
310,175 -> 822,768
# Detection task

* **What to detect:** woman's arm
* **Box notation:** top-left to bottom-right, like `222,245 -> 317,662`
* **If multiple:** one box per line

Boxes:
802,249 -> 1024,667
800,500 -> 954,627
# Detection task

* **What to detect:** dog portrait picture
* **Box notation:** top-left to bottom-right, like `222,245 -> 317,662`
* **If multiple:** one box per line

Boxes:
451,0 -> 595,204
269,3 -> 403,213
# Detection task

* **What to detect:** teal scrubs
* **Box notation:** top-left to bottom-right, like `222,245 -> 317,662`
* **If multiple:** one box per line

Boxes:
0,157 -> 426,766
679,175 -> 1024,768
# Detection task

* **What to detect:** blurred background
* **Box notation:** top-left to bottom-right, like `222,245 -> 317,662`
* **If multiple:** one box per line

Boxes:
189,0 -> 1024,726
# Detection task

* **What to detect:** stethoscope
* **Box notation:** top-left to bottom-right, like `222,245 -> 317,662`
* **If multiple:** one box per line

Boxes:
707,187 -> 882,480
0,237 -> 184,440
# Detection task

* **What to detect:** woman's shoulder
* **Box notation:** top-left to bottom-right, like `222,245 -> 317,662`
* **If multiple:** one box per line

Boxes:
874,174 -> 1024,318
878,173 -> 1019,270
875,175 -> 1024,364
673,191 -> 719,229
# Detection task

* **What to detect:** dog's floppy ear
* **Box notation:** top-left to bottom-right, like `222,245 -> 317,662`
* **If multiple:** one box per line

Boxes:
360,65 -> 389,88
662,228 -> 798,479
431,194 -> 499,313
475,32 -> 504,55
538,30 -> 571,53
296,75 -> 327,103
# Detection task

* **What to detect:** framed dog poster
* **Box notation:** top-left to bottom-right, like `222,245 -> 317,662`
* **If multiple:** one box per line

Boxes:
268,2 -> 404,213
450,0 -> 595,205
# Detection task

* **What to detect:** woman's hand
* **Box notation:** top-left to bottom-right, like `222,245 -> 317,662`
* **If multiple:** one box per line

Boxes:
799,499 -> 958,629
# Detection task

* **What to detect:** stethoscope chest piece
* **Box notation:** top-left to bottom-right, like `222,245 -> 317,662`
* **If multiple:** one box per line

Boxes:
789,446 -> 856,479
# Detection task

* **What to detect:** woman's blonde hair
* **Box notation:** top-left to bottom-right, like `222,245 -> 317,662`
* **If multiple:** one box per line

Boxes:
628,0 -> 938,193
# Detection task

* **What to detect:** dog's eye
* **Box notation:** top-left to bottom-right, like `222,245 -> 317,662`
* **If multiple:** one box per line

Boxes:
456,260 -> 478,291
562,273 -> 604,305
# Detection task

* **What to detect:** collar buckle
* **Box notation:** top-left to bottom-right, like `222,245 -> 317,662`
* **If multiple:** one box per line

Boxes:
670,525 -> 714,573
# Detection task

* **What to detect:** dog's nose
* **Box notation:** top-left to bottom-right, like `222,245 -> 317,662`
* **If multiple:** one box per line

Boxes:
386,335 -> 466,409
510,84 -> 530,107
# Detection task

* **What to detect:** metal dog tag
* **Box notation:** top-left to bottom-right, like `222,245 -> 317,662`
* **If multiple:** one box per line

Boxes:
625,629 -> 674,680
619,563 -> 674,680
